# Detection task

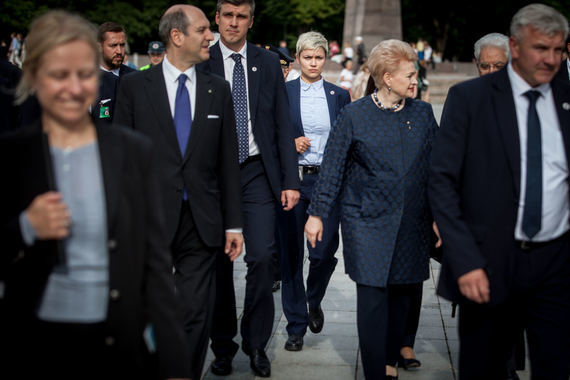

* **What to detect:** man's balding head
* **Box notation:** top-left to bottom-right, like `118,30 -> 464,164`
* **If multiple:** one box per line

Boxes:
158,5 -> 206,48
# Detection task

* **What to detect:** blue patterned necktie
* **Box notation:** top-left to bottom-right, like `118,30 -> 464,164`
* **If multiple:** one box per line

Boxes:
231,53 -> 249,163
174,73 -> 191,200
522,90 -> 542,239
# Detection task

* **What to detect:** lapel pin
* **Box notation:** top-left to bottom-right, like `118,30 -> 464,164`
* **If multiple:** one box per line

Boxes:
208,89 -> 212,94
330,90 -> 335,95
563,102 -> 570,111
252,66 -> 257,72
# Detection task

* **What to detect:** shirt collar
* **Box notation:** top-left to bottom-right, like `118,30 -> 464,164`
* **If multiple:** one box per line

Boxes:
219,40 -> 247,61
163,55 -> 196,85
300,77 -> 324,92
100,65 -> 120,76
507,62 -> 550,99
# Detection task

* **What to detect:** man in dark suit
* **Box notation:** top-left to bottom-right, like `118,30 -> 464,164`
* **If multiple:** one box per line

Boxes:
429,4 -> 570,379
93,22 -> 136,124
278,31 -> 350,352
198,0 -> 300,377
114,5 -> 243,380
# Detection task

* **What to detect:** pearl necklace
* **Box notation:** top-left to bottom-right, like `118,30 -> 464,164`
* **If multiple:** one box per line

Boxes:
372,89 -> 402,111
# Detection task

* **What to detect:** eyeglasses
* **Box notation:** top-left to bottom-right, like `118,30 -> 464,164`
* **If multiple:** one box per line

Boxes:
477,62 -> 506,71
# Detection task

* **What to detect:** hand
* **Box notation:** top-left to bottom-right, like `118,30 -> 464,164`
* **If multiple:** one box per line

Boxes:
458,268 -> 490,304
224,232 -> 243,261
295,137 -> 311,154
281,189 -> 300,211
433,222 -> 442,248
25,192 -> 70,240
305,215 -> 323,248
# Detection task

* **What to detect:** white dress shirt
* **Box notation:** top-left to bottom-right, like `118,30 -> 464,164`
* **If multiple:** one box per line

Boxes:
508,63 -> 570,241
162,55 -> 196,120
218,41 -> 260,157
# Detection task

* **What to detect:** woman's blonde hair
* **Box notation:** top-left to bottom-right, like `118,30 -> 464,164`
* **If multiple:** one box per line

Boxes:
367,39 -> 417,90
15,10 -> 99,104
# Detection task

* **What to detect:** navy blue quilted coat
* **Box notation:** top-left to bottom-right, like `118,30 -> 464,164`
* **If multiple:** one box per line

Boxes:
308,96 -> 438,287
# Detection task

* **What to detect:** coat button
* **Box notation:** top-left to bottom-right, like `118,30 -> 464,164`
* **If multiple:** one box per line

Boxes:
105,336 -> 115,346
107,239 -> 117,250
109,289 -> 120,300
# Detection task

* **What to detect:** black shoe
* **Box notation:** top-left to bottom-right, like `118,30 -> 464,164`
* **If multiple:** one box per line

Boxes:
386,376 -> 398,380
506,368 -> 520,380
272,280 -> 281,292
243,348 -> 271,377
398,355 -> 421,370
308,305 -> 324,333
284,335 -> 303,351
210,356 -> 233,376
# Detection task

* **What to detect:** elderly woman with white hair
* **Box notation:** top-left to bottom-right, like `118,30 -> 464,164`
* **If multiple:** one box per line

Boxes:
305,39 -> 439,379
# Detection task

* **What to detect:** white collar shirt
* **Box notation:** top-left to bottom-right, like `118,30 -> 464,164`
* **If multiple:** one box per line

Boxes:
162,55 -> 196,120
508,63 -> 569,241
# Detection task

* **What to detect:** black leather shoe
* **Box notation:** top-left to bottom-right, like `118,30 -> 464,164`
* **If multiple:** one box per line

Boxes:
284,335 -> 303,351
308,305 -> 324,333
210,356 -> 233,376
398,355 -> 421,370
506,368 -> 520,380
272,280 -> 281,292
244,348 -> 271,377
386,376 -> 398,380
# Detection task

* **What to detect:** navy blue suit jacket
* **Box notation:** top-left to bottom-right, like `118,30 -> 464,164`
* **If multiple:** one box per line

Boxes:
285,78 -> 351,139
93,65 -> 136,124
429,68 -> 570,303
198,42 -> 300,200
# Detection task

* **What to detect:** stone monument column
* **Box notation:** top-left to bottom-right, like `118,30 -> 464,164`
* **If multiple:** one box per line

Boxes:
343,0 -> 402,56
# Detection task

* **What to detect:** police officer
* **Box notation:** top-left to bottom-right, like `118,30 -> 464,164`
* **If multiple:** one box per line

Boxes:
139,41 -> 165,71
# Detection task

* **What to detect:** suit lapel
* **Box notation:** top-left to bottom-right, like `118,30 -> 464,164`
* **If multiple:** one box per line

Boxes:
183,70 -> 212,163
208,42 -> 226,78
323,81 -> 338,125
491,70 -> 521,196
289,78 -> 303,136
96,123 -> 123,233
144,64 -> 182,159
552,80 -> 570,172
247,42 -> 260,128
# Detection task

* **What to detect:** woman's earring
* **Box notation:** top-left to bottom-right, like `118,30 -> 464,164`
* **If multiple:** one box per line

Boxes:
388,87 -> 391,93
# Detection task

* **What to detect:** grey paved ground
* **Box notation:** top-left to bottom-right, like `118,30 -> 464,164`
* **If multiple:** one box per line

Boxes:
200,246 -> 530,380
199,101 -> 531,379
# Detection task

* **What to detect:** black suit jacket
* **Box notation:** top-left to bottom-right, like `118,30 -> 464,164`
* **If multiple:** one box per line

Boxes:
93,64 -> 136,124
0,121 -> 189,378
555,58 -> 570,83
429,68 -> 570,304
198,42 -> 300,200
114,63 -> 242,246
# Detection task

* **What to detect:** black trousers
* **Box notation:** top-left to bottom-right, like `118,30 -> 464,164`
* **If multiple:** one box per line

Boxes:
458,235 -> 570,380
211,159 -> 277,355
172,201 -> 217,380
357,283 -> 416,380
402,282 -> 423,348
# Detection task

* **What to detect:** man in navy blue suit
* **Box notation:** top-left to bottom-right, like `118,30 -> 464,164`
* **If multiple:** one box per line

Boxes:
198,0 -> 300,377
93,22 -> 136,124
429,4 -> 570,379
278,31 -> 350,352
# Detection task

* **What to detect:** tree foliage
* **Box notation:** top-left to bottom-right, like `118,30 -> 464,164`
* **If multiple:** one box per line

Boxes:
1,0 -> 569,61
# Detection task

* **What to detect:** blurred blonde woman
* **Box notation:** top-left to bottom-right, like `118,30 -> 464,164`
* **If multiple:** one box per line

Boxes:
0,10 -> 189,380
